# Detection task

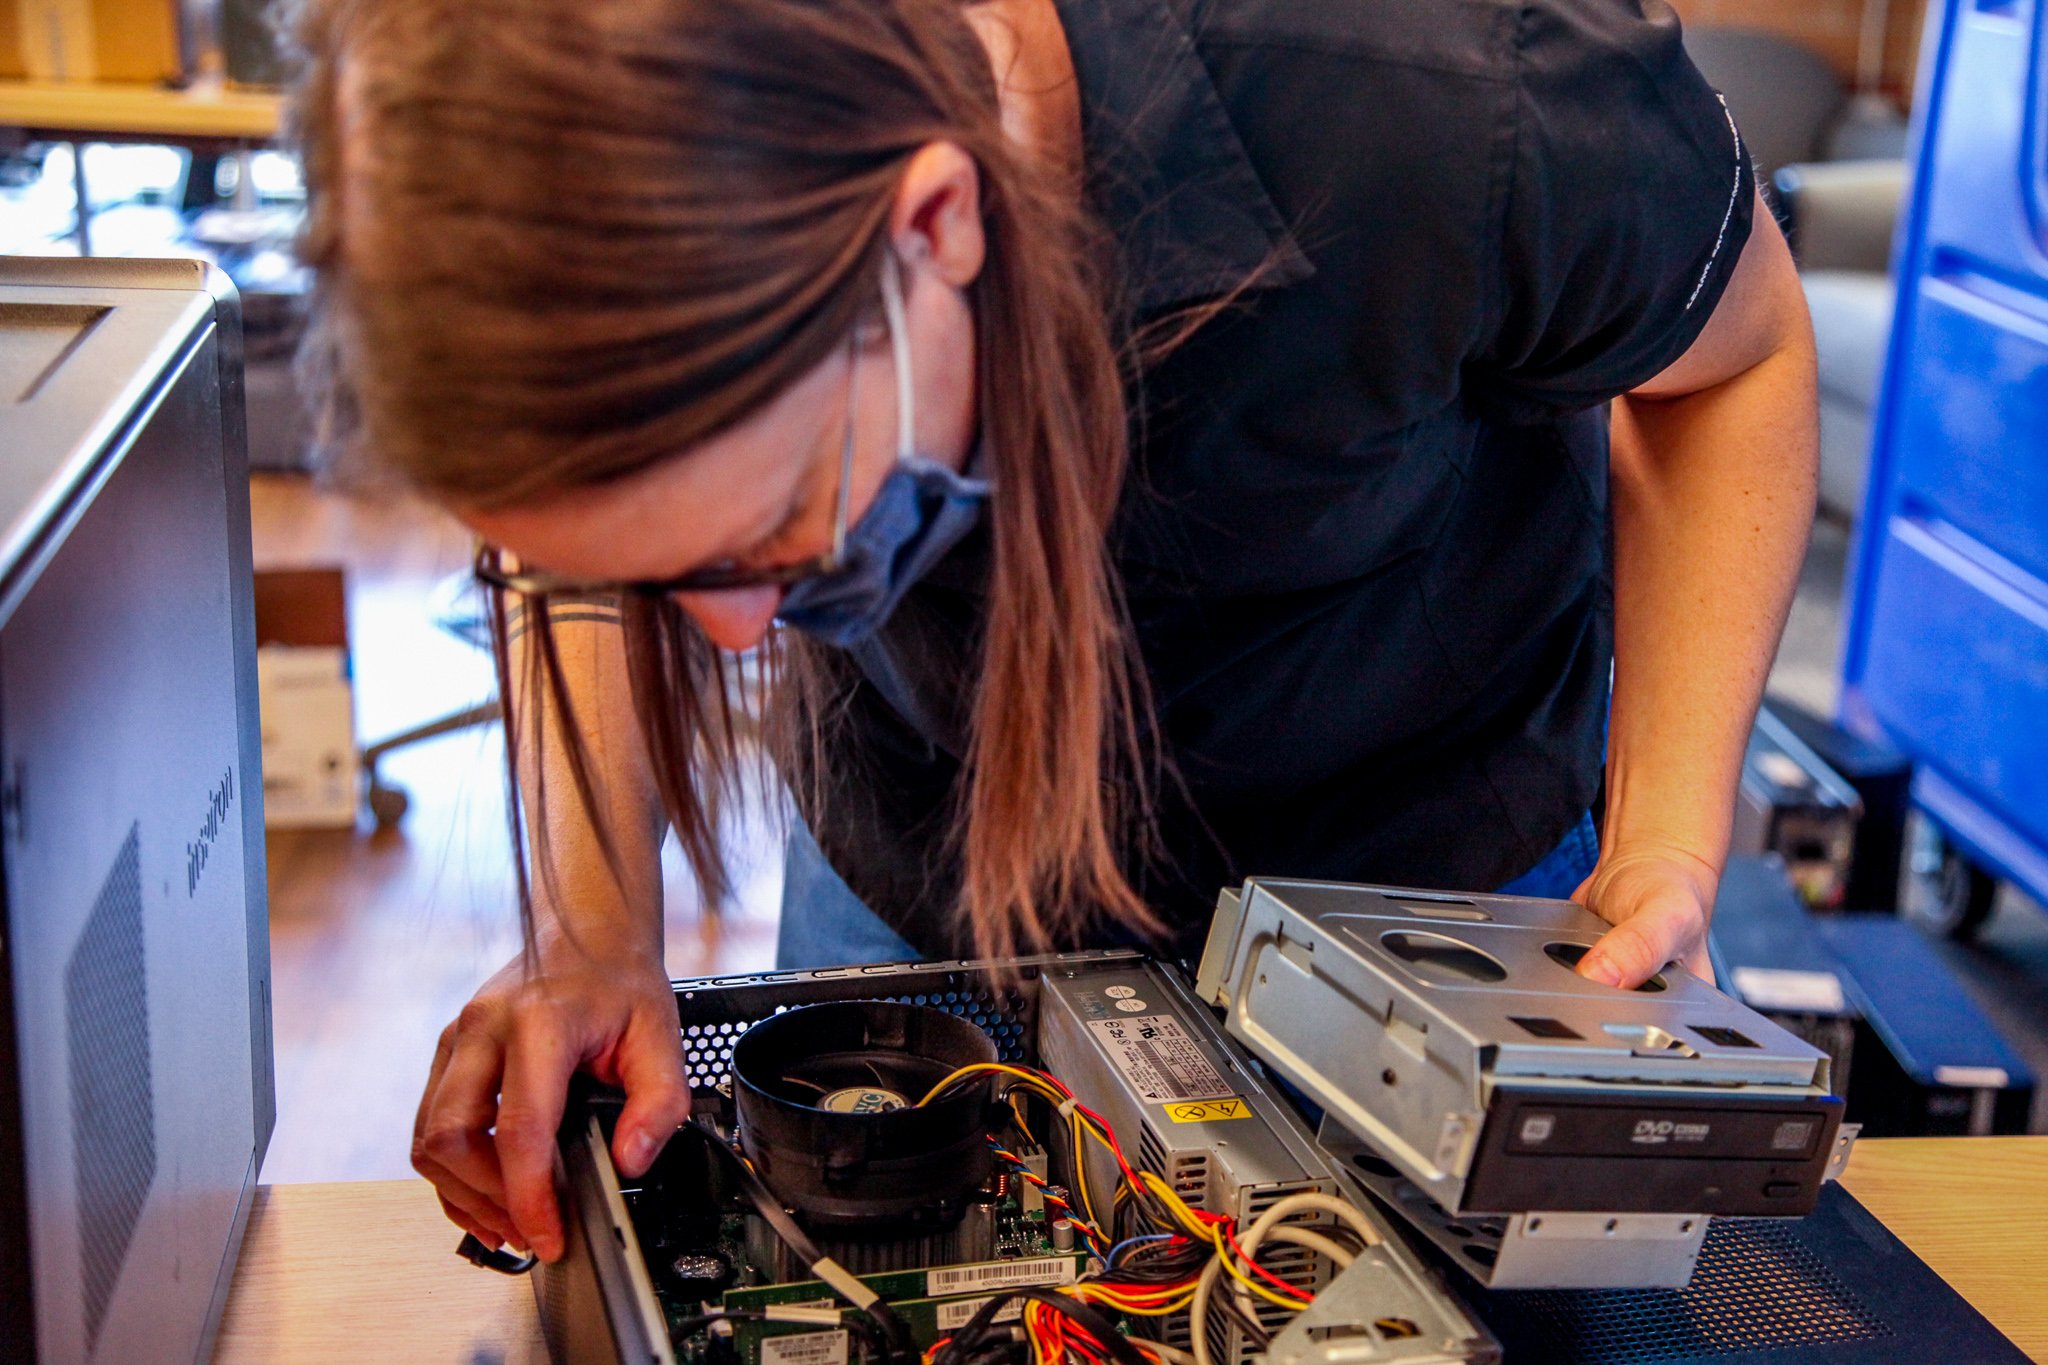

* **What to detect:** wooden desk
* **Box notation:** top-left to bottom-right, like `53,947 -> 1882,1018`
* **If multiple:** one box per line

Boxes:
214,1137 -> 2048,1364
1836,1136 -> 2048,1359
0,77 -> 281,143
215,1179 -> 548,1365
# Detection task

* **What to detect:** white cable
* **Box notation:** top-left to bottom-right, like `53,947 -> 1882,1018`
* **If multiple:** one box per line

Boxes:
1259,1225 -> 1357,1269
879,252 -> 915,463
1241,1193 -> 1383,1251
1190,1256 -> 1228,1365
1191,1193 -> 1382,1365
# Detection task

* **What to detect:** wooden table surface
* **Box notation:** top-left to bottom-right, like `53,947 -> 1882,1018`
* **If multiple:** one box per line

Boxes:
0,76 -> 280,141
214,1137 -> 2048,1364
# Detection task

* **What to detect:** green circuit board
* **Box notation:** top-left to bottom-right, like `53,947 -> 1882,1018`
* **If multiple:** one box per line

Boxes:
653,1180 -> 1082,1365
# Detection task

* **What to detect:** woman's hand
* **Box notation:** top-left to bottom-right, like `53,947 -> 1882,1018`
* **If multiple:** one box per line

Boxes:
1571,842 -> 1720,989
412,931 -> 692,1262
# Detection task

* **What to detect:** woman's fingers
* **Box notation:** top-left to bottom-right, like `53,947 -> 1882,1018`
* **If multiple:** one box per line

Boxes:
1582,906 -> 1685,988
412,1022 -> 458,1155
421,1027 -> 513,1204
427,1166 -> 522,1250
415,1007 -> 520,1246
1577,855 -> 1715,990
435,1192 -> 504,1249
496,1016 -> 577,1262
610,1005 -> 695,1179
414,950 -> 679,1259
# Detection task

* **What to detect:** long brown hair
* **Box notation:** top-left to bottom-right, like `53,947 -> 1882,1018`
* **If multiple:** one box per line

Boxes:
289,0 -> 1162,959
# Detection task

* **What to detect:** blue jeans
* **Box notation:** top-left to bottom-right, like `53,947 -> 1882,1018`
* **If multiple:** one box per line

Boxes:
776,818 -> 923,969
775,811 -> 1602,970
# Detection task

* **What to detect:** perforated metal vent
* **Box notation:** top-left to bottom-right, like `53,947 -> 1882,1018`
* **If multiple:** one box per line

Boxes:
679,1018 -> 751,1088
1487,1216 -> 1893,1361
1241,1181 -> 1331,1357
882,990 -> 1030,1062
1169,1182 -> 1333,1365
1136,1122 -> 1210,1208
66,825 -> 156,1353
675,977 -> 1034,1088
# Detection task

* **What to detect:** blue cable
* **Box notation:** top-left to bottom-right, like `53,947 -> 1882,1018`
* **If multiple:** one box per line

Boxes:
1105,1233 -> 1173,1267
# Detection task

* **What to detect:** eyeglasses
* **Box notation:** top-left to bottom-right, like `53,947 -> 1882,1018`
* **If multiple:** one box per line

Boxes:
473,334 -> 862,599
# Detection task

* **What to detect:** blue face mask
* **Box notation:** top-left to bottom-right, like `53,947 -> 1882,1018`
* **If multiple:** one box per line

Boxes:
775,256 -> 991,648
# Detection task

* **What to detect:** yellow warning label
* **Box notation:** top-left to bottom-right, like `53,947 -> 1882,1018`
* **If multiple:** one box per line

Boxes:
1164,1097 -> 1251,1124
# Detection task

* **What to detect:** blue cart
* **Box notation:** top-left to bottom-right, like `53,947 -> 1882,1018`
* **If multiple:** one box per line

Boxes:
1839,0 -> 2048,933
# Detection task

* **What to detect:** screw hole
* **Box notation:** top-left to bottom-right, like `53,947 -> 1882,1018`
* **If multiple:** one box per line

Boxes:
1381,1069 -> 1397,1085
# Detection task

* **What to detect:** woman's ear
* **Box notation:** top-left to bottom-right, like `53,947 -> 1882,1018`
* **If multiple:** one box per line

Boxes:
890,141 -> 986,290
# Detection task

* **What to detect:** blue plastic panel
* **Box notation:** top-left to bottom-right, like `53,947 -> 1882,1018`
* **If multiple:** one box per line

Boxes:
1841,0 -> 2048,902
1858,518 -> 2048,850
1889,280 -> 2048,583
1918,4 -> 2048,276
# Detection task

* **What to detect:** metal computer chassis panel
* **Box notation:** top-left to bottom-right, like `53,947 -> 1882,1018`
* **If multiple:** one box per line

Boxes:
1733,707 -> 1864,909
1196,881 -> 1851,1289
535,952 -> 1496,1365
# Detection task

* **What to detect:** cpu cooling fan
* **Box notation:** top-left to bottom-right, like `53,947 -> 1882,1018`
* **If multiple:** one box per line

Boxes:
732,1001 -> 999,1236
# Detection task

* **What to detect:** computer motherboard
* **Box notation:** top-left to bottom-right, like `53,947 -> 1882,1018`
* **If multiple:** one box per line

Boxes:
615,1113 -> 1092,1365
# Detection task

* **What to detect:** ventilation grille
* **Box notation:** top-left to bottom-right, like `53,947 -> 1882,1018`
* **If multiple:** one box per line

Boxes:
1135,1122 -> 1210,1211
1486,1216 -> 1893,1361
676,981 -> 1033,1088
1241,1181 -> 1330,1306
1135,1121 -> 1210,1357
66,825 -> 156,1354
1187,1183 -> 1334,1365
1198,1285 -> 1319,1365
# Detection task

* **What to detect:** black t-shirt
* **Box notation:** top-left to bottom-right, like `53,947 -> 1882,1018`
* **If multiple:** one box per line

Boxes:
805,0 -> 1755,958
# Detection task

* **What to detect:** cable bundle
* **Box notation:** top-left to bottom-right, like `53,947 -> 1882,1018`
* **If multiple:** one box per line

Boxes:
915,1063 -> 1383,1365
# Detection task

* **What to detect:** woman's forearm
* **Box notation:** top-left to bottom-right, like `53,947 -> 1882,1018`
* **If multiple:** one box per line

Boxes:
1604,327 -> 1818,876
508,605 -> 669,958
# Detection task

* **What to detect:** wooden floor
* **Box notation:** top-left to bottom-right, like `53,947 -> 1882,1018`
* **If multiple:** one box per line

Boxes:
250,474 -> 782,1184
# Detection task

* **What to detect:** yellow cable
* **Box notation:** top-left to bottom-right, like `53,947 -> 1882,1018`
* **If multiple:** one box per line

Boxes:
1006,1090 -> 1037,1144
916,1062 -> 1064,1107
1133,1173 -> 1312,1312
1069,1111 -> 1100,1229
921,1062 -> 1312,1311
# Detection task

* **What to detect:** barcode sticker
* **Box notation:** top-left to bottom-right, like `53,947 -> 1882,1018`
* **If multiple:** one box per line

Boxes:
925,1256 -> 1077,1297
936,1296 -> 1027,1331
760,1331 -> 848,1365
1085,1015 -> 1233,1102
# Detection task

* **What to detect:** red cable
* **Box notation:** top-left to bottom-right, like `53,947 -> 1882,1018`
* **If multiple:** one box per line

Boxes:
1221,1225 -> 1313,1302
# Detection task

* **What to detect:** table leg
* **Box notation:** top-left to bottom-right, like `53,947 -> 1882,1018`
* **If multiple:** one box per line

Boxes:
70,140 -> 92,256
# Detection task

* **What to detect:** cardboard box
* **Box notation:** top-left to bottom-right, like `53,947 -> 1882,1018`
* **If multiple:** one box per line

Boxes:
253,567 -> 358,829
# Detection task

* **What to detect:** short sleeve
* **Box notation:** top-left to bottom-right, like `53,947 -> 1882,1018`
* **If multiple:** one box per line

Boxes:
1477,0 -> 1754,418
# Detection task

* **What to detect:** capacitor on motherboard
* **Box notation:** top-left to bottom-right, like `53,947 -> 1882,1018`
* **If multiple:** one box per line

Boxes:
1045,1185 -> 1076,1252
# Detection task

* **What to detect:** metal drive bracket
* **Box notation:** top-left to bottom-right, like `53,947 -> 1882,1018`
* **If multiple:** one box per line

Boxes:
1824,1122 -> 1862,1182
1265,1246 -> 1503,1365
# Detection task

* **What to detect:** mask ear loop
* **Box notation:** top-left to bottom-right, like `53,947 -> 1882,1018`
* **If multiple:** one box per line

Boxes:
879,252 -> 916,466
